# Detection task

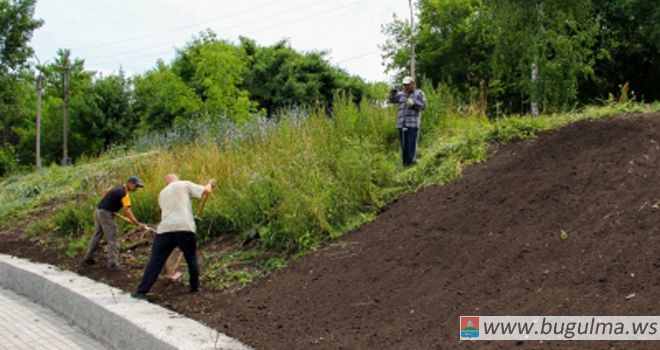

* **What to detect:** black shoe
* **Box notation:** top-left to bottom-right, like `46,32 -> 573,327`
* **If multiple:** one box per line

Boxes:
83,258 -> 96,266
131,292 -> 147,300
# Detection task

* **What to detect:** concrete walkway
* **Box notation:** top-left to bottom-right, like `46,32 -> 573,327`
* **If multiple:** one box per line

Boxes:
0,286 -> 108,350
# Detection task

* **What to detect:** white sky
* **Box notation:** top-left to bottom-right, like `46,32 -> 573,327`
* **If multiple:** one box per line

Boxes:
31,0 -> 412,83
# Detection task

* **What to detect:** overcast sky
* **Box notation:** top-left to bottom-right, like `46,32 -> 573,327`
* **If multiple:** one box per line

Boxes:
31,0 -> 412,83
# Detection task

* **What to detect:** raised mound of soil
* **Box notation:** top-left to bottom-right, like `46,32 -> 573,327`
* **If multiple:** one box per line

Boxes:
2,112 -> 659,349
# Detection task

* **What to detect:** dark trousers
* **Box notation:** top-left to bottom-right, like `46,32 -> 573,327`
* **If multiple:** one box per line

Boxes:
137,231 -> 199,293
399,127 -> 419,166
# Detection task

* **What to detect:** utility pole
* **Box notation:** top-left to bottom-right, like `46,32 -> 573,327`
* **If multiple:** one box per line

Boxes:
408,0 -> 416,79
61,49 -> 70,166
35,70 -> 43,170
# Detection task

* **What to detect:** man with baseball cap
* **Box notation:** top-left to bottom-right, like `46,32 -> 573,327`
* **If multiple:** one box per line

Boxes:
83,176 -> 145,268
389,76 -> 426,166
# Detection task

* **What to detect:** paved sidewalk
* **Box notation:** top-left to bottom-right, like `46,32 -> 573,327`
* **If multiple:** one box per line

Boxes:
0,286 -> 109,350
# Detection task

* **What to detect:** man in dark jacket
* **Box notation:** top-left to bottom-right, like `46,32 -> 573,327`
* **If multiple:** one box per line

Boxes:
389,76 -> 427,166
83,177 -> 145,268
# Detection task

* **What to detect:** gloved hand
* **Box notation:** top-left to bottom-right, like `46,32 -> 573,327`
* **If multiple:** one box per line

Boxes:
406,97 -> 415,107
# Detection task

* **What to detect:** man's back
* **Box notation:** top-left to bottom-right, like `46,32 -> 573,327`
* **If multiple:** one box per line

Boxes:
157,181 -> 204,234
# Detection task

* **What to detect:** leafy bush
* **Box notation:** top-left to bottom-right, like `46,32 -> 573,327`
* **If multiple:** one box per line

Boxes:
0,145 -> 20,177
51,202 -> 94,236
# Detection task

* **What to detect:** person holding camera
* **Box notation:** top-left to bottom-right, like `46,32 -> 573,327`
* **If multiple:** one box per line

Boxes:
389,76 -> 426,166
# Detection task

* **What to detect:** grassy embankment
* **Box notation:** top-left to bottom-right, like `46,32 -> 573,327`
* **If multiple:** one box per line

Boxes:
1,86 -> 656,290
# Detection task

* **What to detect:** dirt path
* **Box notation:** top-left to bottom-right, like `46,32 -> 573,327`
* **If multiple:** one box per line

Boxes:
2,112 -> 659,349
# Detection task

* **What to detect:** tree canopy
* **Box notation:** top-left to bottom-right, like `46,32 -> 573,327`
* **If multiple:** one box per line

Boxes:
0,0 -> 658,175
382,0 -> 658,114
0,27 -> 369,174
0,0 -> 42,174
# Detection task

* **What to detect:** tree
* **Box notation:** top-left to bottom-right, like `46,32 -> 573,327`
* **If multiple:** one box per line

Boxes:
382,0 -> 496,105
0,0 -> 42,174
381,14 -> 413,80
382,0 -> 600,114
240,37 -> 365,116
88,70 -> 137,148
133,61 -> 202,131
579,0 -> 660,102
69,70 -> 137,155
172,31 -> 256,124
416,0 -> 493,100
0,70 -> 32,173
0,0 -> 42,74
488,0 -> 597,114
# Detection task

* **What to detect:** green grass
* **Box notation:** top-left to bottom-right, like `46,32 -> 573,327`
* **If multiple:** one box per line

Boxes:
0,150 -> 157,228
201,249 -> 284,290
1,86 -> 657,290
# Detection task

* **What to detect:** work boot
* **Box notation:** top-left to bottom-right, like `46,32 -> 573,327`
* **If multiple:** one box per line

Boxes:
131,292 -> 147,300
82,258 -> 96,266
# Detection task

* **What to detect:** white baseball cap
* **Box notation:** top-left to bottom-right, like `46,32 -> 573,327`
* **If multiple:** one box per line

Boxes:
402,76 -> 415,85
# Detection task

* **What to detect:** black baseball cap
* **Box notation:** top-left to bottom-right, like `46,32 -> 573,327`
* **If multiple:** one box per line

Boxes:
127,176 -> 144,188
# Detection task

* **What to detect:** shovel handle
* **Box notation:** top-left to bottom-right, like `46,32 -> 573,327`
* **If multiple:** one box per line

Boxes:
196,192 -> 210,218
195,179 -> 216,218
114,213 -> 156,233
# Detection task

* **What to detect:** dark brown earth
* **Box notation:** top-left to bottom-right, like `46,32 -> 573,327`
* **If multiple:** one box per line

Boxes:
2,112 -> 659,350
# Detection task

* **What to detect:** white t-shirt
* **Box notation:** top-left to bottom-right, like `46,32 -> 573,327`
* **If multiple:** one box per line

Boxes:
157,180 -> 205,234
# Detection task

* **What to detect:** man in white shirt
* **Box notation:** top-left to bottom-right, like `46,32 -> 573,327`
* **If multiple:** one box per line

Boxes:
132,174 -> 213,299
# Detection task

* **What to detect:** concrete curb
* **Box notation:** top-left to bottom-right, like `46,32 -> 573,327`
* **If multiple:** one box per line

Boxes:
0,254 -> 253,350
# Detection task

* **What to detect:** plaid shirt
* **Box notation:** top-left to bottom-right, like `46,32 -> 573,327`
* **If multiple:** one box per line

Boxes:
389,89 -> 426,129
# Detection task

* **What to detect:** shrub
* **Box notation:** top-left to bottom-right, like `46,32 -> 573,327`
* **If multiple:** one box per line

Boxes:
0,145 -> 20,177
52,202 -> 94,237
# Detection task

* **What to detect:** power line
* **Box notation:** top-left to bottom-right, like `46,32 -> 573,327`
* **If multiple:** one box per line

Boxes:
89,47 -> 380,68
335,49 -> 380,64
83,0 -> 336,62
245,0 -> 374,35
86,49 -> 176,65
210,0 -> 335,35
75,0 -> 332,52
85,0 -> 376,66
71,0 -> 282,49
84,40 -> 185,61
89,46 -> 380,68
